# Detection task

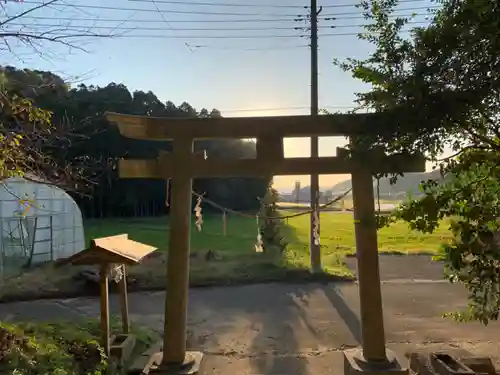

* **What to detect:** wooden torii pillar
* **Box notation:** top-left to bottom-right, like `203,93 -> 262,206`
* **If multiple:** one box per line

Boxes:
106,112 -> 424,375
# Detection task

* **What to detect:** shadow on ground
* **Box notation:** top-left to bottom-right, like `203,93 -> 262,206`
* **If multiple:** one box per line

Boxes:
248,291 -> 308,375
322,286 -> 361,344
3,281 -> 500,375
188,284 -> 324,375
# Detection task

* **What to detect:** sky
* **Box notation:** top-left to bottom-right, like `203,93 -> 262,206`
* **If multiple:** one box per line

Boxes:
1,0 -> 439,191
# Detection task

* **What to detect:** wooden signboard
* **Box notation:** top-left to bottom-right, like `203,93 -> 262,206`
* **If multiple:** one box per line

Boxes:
58,234 -> 157,360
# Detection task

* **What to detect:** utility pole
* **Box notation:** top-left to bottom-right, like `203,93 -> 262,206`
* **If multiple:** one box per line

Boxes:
309,0 -> 322,274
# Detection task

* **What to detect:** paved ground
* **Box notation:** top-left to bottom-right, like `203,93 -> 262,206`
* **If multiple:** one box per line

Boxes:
345,254 -> 446,281
1,256 -> 498,375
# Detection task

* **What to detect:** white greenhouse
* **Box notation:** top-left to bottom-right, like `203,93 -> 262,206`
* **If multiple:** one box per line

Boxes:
0,176 -> 85,275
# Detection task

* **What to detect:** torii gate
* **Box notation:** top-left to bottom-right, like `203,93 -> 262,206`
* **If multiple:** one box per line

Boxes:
106,111 -> 424,375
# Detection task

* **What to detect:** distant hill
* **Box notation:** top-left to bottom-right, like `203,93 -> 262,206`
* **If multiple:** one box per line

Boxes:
296,170 -> 447,201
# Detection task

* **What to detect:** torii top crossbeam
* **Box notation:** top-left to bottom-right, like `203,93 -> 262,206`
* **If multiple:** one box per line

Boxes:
105,111 -> 425,177
106,111 -> 378,140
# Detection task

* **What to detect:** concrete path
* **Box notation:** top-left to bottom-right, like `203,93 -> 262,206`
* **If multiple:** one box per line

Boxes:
1,282 -> 499,374
0,256 -> 498,375
345,254 -> 446,281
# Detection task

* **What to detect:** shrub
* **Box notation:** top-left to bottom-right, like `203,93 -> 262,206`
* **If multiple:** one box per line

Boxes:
258,181 -> 287,255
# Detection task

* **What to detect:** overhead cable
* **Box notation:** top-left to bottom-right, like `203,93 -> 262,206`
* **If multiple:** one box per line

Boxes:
7,20 -> 426,31
13,13 -> 432,23
19,1 -> 439,17
126,0 -> 429,8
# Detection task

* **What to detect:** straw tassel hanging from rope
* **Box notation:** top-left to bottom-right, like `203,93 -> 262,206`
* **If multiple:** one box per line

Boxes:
312,191 -> 320,246
165,179 -> 170,208
194,196 -> 203,231
255,214 -> 263,253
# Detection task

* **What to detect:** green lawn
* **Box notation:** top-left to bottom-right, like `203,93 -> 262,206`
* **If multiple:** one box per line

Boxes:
283,211 -> 452,274
1,211 -> 452,300
85,214 -> 258,254
85,211 -> 452,276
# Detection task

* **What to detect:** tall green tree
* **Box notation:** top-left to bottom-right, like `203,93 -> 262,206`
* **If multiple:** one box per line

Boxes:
1,66 -> 268,218
336,0 -> 500,324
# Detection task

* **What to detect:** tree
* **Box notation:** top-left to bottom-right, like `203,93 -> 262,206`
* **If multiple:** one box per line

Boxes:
335,0 -> 500,324
1,66 -> 269,217
0,71 -> 86,191
0,92 -> 48,179
0,1 -> 268,216
0,0 -> 120,194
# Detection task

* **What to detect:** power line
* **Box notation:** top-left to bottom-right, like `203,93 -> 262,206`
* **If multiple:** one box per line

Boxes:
1,3 -> 432,42
127,0 -> 310,7
0,31 -> 415,40
322,5 -> 439,17
150,0 -> 174,32
1,23 -> 425,39
2,30 -> 409,39
20,2 -> 303,17
4,15 -> 305,23
317,0 -> 429,7
186,44 -> 309,50
5,19 -> 428,32
147,0 -> 195,51
14,12 -> 432,24
327,13 -> 428,21
219,105 -> 357,113
333,20 -> 426,28
5,22 -> 347,31
126,0 -> 429,8
19,1 -> 439,17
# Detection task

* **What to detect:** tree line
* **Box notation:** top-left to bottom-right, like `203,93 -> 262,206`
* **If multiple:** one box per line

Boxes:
0,66 -> 268,219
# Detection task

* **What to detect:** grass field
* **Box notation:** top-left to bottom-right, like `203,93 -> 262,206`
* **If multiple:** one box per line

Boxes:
86,211 -> 452,254
85,211 -> 452,276
277,198 -> 400,210
0,210 -> 452,301
282,211 -> 452,273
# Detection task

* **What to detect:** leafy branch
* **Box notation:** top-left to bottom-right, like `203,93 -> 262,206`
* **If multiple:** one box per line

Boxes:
336,0 -> 500,324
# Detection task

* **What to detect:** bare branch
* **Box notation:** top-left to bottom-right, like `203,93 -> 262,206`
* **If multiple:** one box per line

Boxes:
0,0 -> 59,27
0,31 -> 113,52
0,1 -> 117,195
